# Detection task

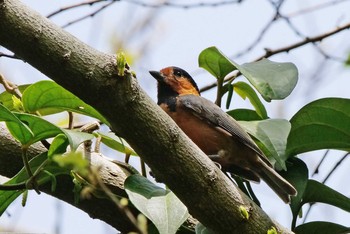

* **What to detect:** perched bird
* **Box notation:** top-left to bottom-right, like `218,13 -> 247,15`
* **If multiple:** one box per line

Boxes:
150,66 -> 297,203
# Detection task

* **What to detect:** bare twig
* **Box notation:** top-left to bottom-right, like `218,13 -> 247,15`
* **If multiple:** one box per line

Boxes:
47,0 -> 105,18
286,0 -> 350,18
0,74 -> 22,99
322,152 -> 349,184
261,22 -> 350,59
126,0 -> 243,8
200,22 -> 350,93
47,0 -> 243,20
312,150 -> 330,176
91,167 -> 144,234
303,152 -> 349,224
0,52 -> 19,59
61,1 -> 116,28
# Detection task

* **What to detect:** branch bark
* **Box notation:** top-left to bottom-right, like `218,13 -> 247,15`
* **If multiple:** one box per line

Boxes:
0,0 -> 292,233
0,123 -> 140,232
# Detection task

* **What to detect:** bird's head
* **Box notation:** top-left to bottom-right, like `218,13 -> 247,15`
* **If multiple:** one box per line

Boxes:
149,67 -> 200,97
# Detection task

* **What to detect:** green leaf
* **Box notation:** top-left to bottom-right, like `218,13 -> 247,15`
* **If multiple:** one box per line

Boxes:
286,98 -> 350,157
22,80 -> 109,125
227,109 -> 263,121
13,113 -> 63,147
0,84 -> 30,110
116,51 -> 127,77
48,134 -> 69,159
232,59 -> 298,102
233,81 -> 268,119
97,132 -> 137,156
294,221 -> 350,234
225,84 -> 234,109
345,53 -> 350,66
0,189 -> 23,217
198,47 -> 298,102
0,104 -> 33,145
303,180 -> 350,213
198,46 -> 237,81
62,129 -> 94,152
125,175 -> 189,234
239,119 -> 291,170
278,158 -> 308,224
0,152 -> 68,216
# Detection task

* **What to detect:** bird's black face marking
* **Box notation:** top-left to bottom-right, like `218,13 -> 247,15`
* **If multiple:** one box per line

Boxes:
171,67 -> 200,94
150,67 -> 200,112
173,67 -> 183,77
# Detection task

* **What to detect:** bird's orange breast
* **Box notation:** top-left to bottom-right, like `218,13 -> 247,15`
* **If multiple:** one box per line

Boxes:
160,103 -> 230,156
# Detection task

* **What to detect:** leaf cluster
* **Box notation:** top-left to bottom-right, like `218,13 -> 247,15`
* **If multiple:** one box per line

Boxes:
0,47 -> 350,233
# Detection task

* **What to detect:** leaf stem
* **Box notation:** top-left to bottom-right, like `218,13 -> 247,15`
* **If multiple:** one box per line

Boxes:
21,147 -> 40,194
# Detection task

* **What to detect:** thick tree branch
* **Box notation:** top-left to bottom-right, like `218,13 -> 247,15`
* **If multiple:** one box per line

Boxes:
0,123 -> 139,232
0,0 -> 292,233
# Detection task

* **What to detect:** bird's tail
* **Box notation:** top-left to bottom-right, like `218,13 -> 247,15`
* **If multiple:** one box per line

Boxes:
258,161 -> 297,203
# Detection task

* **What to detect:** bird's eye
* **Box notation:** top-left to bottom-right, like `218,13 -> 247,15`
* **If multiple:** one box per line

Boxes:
173,70 -> 182,77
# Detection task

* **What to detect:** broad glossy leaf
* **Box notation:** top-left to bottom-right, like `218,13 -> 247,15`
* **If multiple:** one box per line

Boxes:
287,98 -> 350,157
239,119 -> 291,169
13,113 -> 63,147
303,180 -> 350,213
233,81 -> 268,119
294,221 -> 350,234
22,80 -> 109,125
0,104 -> 33,145
227,109 -> 263,121
97,132 -> 137,156
232,59 -> 298,102
62,129 -> 94,152
125,175 -> 189,234
198,46 -> 237,80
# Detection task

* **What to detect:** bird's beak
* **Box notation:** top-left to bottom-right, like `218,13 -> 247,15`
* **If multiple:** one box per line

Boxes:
149,70 -> 164,82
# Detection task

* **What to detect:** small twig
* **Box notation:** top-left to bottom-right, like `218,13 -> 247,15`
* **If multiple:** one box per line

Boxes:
312,150 -> 330,176
322,152 -> 349,184
47,0 -> 105,18
68,112 -> 74,129
0,74 -> 22,99
260,21 -> 350,61
61,1 -> 116,28
126,0 -> 243,8
0,181 -> 26,190
21,148 -> 40,193
92,167 -> 144,234
140,158 -> 146,177
0,52 -> 19,59
200,22 -> 350,93
303,152 -> 349,224
286,0 -> 349,18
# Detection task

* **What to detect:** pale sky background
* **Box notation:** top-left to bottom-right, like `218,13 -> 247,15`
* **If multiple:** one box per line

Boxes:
1,0 -> 350,233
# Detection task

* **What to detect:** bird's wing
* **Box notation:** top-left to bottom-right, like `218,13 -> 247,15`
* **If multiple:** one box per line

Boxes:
178,94 -> 268,161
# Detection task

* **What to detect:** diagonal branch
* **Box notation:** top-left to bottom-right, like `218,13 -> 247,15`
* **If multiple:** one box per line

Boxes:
0,0 -> 292,233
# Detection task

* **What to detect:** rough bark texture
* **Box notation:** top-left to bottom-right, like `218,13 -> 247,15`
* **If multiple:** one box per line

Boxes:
0,123 -> 138,232
0,0 -> 293,233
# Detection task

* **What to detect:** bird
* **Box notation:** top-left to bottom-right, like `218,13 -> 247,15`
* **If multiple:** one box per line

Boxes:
149,66 -> 297,203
